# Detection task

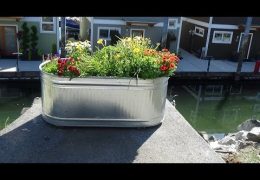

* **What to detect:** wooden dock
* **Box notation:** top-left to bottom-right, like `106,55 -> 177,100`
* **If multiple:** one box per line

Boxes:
1,71 -> 260,82
0,71 -> 40,80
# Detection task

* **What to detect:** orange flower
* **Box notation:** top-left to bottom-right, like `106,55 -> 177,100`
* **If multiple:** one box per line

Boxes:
169,63 -> 175,69
169,56 -> 176,62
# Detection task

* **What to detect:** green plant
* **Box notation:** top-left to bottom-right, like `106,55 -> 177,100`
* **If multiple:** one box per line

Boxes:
21,22 -> 30,59
30,25 -> 38,59
51,43 -> 57,55
43,37 -> 180,79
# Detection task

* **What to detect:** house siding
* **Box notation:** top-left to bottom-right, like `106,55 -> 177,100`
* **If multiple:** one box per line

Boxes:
212,17 -> 260,26
212,17 -> 246,25
0,18 -> 58,55
252,17 -> 260,25
92,17 -> 180,52
19,22 -> 57,54
94,17 -> 164,23
180,21 -> 208,56
207,29 -> 245,60
93,24 -> 164,49
188,17 -> 209,23
92,24 -> 125,50
246,31 -> 260,59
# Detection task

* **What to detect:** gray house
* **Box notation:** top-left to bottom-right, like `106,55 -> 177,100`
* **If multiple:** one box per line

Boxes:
180,17 -> 260,61
0,17 -> 59,59
88,17 -> 181,53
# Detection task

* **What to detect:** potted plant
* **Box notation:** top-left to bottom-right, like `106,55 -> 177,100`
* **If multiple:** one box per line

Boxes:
39,37 -> 179,127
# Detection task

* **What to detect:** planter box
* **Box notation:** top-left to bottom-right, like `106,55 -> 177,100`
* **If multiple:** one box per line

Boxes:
39,61 -> 169,127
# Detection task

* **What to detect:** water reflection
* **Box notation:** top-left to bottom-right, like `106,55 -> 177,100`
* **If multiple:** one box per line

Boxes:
168,83 -> 260,134
0,81 -> 40,130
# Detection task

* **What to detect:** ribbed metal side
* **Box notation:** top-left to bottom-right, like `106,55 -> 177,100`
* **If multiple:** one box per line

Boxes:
40,61 -> 169,127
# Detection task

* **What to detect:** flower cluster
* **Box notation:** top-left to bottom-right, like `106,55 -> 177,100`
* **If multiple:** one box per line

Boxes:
57,57 -> 80,76
159,48 -> 179,73
43,37 -> 180,79
65,40 -> 91,60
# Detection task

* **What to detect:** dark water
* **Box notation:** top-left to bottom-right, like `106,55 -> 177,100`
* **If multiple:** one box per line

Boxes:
168,82 -> 260,136
0,80 -> 41,130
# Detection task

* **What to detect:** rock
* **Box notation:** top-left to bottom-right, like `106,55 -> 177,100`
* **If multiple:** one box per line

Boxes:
209,141 -> 236,153
219,136 -> 236,146
237,119 -> 260,131
236,140 -> 255,150
20,107 -> 30,115
208,135 -> 216,142
235,131 -> 248,141
254,143 -> 260,149
247,127 -> 260,142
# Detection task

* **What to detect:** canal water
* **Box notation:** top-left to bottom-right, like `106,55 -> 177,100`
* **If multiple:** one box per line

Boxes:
168,81 -> 260,139
0,80 -> 41,130
1,80 -> 260,138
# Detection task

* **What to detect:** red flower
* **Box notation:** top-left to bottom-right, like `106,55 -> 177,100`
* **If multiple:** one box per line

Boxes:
162,56 -> 167,62
160,65 -> 168,71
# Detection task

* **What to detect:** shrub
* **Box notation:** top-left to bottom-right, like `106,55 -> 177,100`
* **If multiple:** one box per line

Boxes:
20,22 -> 30,59
51,43 -> 57,54
30,25 -> 38,59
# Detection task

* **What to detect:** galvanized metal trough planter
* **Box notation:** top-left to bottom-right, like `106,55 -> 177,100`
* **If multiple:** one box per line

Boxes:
39,61 -> 169,127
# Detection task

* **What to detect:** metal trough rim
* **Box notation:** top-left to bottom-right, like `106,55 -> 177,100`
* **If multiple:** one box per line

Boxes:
39,60 -> 169,85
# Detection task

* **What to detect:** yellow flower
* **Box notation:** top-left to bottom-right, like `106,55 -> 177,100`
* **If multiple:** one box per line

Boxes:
115,54 -> 121,60
97,39 -> 103,45
133,48 -> 140,53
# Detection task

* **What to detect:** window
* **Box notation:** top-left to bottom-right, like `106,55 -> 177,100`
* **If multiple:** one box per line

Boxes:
41,17 -> 55,33
97,27 -> 121,40
212,31 -> 233,44
168,18 -> 177,29
130,29 -> 145,38
194,26 -> 204,37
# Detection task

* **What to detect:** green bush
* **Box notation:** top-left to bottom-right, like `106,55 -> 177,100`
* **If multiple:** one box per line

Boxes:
30,25 -> 39,59
21,22 -> 30,59
51,43 -> 57,55
42,37 -> 180,79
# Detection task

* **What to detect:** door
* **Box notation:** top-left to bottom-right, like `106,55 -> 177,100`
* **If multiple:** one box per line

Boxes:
0,26 -> 17,58
237,32 -> 253,59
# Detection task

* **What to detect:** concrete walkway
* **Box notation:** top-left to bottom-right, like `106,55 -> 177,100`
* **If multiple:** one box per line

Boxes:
0,53 -> 256,73
177,49 -> 256,72
0,59 -> 41,72
0,98 -> 224,163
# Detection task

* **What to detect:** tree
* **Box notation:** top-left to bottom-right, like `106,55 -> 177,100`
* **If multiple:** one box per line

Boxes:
21,22 -> 30,59
30,25 -> 38,59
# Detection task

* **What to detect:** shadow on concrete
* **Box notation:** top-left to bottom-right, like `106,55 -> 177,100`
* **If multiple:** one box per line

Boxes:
0,114 -> 159,163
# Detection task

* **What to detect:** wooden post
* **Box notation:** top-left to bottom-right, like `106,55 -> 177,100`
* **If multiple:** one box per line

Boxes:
60,17 -> 66,58
161,17 -> 169,49
235,17 -> 252,81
